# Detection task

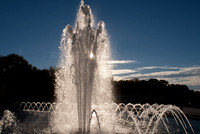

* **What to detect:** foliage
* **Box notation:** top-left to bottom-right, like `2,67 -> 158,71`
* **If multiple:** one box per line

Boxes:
0,54 -> 55,111
112,78 -> 200,108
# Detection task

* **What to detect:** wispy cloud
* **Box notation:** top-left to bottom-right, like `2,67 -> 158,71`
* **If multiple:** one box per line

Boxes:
109,60 -> 137,64
160,76 -> 200,86
112,65 -> 200,90
120,66 -> 200,78
137,66 -> 179,71
111,69 -> 137,75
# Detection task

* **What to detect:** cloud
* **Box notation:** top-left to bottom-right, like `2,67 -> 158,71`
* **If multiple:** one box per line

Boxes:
112,65 -> 200,90
137,66 -> 179,71
125,70 -> 180,78
112,75 -> 128,81
109,60 -> 138,75
111,69 -> 137,75
109,60 -> 137,64
160,76 -> 200,86
123,66 -> 200,79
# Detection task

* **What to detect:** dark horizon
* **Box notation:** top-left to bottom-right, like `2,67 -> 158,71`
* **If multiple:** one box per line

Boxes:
1,54 -> 200,113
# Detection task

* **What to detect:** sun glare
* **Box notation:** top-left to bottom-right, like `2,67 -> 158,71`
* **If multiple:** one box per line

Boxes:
90,52 -> 94,59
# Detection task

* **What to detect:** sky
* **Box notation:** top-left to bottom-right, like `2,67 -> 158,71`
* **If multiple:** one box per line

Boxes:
0,0 -> 200,90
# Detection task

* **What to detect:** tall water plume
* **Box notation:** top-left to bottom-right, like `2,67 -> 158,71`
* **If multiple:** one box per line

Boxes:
51,1 -> 114,133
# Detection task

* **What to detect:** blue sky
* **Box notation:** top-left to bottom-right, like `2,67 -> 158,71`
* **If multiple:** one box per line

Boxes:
0,0 -> 200,90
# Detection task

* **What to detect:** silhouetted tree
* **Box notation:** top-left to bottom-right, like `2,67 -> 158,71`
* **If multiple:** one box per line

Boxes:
0,54 -> 55,112
112,78 -> 200,108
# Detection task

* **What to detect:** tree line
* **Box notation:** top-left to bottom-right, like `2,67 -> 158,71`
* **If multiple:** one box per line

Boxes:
0,54 -> 200,112
0,54 -> 55,111
112,79 -> 200,108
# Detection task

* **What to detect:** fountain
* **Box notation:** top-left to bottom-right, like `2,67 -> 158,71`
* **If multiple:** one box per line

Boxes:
51,0 -> 114,133
0,0 -> 196,134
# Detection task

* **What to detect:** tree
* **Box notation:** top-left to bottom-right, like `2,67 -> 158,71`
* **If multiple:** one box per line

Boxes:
0,54 -> 56,112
